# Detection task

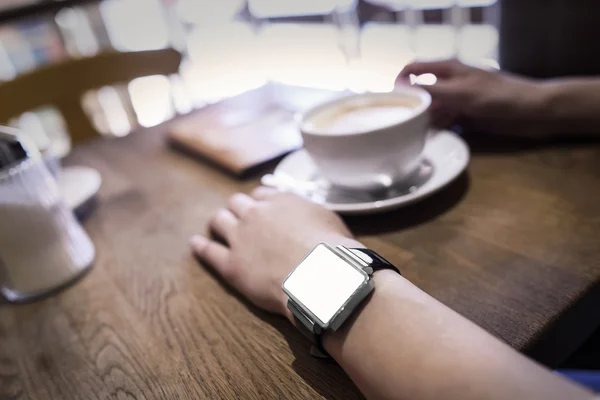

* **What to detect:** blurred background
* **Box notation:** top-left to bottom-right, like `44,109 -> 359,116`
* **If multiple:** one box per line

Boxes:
0,0 -> 499,156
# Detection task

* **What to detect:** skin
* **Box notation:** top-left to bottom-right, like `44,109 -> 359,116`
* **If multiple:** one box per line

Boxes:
190,189 -> 595,400
397,59 -> 600,137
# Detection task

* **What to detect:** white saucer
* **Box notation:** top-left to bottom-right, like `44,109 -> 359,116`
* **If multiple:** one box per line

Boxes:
57,166 -> 102,213
270,131 -> 470,215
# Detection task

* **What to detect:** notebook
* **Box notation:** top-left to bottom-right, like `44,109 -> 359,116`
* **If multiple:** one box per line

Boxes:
167,84 -> 345,176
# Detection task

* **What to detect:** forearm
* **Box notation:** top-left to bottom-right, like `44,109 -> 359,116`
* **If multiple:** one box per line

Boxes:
532,78 -> 600,136
323,271 -> 594,400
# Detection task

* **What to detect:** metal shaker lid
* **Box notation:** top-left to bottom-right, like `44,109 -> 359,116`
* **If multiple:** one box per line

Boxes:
0,127 -> 29,171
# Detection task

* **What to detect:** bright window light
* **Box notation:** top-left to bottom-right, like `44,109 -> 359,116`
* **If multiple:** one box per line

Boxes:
100,0 -> 169,51
184,22 -> 266,103
175,0 -> 245,24
406,0 -> 454,10
55,7 -> 99,56
359,24 -> 415,92
365,0 -> 452,10
0,43 -> 16,81
128,75 -> 175,128
170,75 -> 194,115
414,25 -> 457,60
97,86 -> 131,136
457,24 -> 499,60
365,0 -> 495,9
457,0 -> 497,7
258,24 -> 349,90
248,0 -> 355,18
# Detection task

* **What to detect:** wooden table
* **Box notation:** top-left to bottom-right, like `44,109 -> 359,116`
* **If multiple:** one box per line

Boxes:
2,92 -> 600,399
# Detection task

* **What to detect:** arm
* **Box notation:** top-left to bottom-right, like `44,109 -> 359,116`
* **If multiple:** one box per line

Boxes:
190,190 -> 595,400
537,78 -> 600,136
398,60 -> 600,137
325,270 -> 593,400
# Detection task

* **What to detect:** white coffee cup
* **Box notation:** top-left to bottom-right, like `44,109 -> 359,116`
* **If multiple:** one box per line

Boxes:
299,86 -> 432,191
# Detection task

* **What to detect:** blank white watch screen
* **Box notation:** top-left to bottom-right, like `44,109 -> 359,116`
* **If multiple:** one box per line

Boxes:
283,244 -> 366,325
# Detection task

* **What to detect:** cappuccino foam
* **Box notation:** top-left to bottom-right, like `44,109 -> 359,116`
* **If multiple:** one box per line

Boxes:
305,98 -> 420,135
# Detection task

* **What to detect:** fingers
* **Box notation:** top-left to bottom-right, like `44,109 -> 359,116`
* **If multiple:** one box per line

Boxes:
190,235 -> 232,279
418,81 -> 466,104
397,59 -> 463,80
228,193 -> 257,218
209,208 -> 238,242
251,186 -> 279,201
397,60 -> 471,106
210,190 -> 275,242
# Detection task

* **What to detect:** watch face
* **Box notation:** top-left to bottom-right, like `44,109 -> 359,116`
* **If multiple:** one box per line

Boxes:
283,243 -> 368,326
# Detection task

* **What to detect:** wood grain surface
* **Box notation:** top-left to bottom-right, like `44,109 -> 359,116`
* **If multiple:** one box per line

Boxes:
2,90 -> 600,399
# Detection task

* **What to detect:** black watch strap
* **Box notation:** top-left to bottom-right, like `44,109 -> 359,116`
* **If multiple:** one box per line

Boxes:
287,300 -> 330,358
349,248 -> 401,275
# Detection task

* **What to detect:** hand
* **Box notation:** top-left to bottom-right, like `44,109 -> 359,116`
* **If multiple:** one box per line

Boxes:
397,59 -> 546,136
190,188 -> 362,322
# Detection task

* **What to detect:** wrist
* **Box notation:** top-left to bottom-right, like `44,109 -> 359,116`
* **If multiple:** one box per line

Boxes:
520,80 -> 557,137
535,80 -> 576,137
322,269 -> 402,359
482,75 -> 552,137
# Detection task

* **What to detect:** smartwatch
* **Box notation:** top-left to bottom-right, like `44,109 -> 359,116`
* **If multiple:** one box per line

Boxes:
282,243 -> 401,358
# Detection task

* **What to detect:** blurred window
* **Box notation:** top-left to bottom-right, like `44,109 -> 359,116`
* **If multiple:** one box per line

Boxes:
248,0 -> 356,18
100,0 -> 170,51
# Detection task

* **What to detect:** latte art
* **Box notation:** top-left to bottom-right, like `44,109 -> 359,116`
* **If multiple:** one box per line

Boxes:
304,98 -> 421,136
